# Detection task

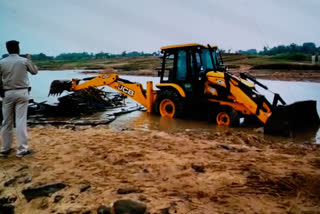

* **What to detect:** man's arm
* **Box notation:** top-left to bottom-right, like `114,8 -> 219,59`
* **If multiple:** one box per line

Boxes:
25,54 -> 38,75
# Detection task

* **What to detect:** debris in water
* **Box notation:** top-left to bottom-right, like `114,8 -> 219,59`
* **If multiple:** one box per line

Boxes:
22,88 -> 137,125
29,88 -> 126,117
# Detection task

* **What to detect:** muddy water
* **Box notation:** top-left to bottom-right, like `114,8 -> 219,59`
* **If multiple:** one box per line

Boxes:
30,70 -> 320,144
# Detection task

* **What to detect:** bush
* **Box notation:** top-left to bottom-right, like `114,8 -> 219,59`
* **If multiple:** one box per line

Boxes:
270,53 -> 308,61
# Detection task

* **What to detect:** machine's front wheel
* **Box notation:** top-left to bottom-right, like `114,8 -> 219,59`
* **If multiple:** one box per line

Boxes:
216,107 -> 240,127
155,90 -> 184,118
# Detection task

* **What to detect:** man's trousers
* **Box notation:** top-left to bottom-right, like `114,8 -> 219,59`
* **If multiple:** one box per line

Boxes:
1,89 -> 29,155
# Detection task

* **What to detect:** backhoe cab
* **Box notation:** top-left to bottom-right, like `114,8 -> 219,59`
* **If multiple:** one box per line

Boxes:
159,44 -> 226,83
155,44 -> 227,117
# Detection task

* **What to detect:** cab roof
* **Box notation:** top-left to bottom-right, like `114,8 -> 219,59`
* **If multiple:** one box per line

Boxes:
161,43 -> 218,51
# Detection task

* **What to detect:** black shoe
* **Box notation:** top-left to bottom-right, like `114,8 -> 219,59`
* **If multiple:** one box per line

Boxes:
16,149 -> 35,158
0,149 -> 12,157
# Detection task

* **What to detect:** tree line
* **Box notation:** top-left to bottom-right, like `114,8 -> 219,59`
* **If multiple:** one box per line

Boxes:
238,42 -> 319,55
1,51 -> 161,61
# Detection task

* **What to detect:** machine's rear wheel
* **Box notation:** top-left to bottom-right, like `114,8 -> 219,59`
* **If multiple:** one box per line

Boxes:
159,99 -> 176,118
216,107 -> 240,127
155,90 -> 184,118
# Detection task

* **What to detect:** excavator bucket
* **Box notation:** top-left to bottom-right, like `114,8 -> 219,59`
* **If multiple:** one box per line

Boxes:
264,100 -> 320,136
48,80 -> 72,96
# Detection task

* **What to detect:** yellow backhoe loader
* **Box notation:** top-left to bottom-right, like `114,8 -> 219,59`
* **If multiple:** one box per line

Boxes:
49,44 -> 320,136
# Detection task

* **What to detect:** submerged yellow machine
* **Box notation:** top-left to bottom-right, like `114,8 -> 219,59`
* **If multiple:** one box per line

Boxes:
49,44 -> 319,136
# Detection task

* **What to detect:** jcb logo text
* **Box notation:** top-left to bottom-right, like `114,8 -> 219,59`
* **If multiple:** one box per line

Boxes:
118,85 -> 135,97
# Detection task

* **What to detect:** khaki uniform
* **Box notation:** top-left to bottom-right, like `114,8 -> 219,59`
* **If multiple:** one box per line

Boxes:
0,54 -> 38,155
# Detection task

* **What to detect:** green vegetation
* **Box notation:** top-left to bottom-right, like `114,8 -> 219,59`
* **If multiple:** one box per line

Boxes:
1,50 -> 162,72
222,53 -> 320,70
30,57 -> 162,77
224,42 -> 320,70
252,53 -> 320,70
269,53 -> 308,61
234,42 -> 320,70
238,42 -> 319,56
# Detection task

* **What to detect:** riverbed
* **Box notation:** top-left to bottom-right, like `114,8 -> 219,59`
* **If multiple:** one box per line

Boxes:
29,70 -> 320,144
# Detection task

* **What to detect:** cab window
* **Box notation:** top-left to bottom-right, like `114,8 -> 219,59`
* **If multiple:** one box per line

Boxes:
201,49 -> 216,71
176,50 -> 187,81
188,52 -> 201,81
162,53 -> 174,81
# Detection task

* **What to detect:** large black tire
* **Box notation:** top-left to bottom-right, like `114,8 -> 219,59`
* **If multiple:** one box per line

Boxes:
154,90 -> 185,118
215,106 -> 240,127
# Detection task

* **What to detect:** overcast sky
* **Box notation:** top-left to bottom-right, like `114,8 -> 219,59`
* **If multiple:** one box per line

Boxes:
0,0 -> 319,56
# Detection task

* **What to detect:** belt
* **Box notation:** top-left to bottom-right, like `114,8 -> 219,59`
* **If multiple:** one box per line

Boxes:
4,87 -> 29,91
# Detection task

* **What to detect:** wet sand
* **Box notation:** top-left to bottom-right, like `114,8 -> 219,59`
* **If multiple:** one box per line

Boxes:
1,126 -> 319,213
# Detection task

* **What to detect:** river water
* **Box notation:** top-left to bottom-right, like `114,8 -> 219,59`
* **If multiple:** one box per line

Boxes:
29,70 -> 320,144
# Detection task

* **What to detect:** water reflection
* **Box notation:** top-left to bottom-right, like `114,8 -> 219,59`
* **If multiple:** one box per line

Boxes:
110,111 -> 218,133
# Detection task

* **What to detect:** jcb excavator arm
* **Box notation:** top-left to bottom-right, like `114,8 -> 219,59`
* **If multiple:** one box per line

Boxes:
49,74 -> 156,112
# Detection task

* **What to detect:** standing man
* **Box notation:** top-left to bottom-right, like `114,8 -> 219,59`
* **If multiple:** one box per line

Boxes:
0,40 -> 38,158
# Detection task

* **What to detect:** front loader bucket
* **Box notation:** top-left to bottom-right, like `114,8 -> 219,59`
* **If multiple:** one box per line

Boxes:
264,100 -> 320,136
48,80 -> 72,96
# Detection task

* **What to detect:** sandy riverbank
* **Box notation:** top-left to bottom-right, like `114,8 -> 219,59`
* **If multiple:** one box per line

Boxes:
0,126 -> 319,213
